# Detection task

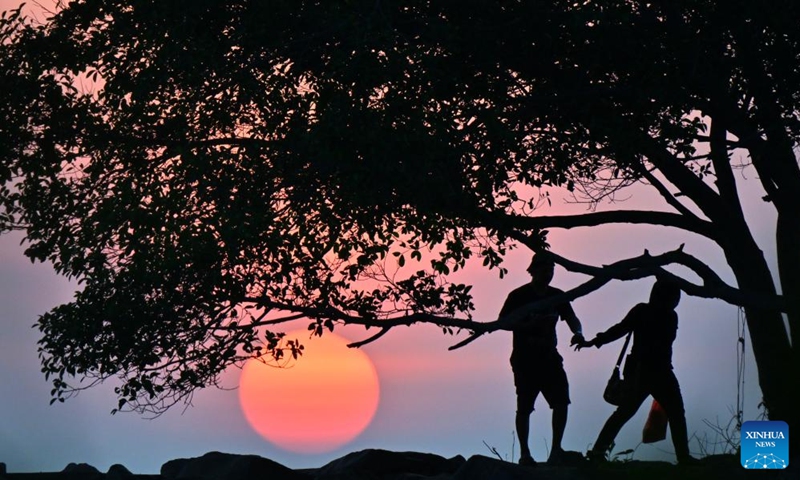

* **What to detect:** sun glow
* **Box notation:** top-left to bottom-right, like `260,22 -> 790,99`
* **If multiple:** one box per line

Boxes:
238,330 -> 380,453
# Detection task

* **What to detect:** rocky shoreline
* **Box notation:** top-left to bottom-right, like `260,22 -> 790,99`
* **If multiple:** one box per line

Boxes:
1,449 -> 794,480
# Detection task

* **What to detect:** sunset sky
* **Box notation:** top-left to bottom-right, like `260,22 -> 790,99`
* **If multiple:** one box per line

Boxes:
0,0 -> 777,474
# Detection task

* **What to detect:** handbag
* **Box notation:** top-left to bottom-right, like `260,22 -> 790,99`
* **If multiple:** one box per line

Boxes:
602,331 -> 633,406
642,399 -> 668,443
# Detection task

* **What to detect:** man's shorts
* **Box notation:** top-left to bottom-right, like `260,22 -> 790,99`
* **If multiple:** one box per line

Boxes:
511,351 -> 570,411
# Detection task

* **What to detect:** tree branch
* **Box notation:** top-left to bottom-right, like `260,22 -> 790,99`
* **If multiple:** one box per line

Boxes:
448,246 -> 787,350
346,327 -> 390,348
605,121 -> 728,223
540,247 -> 786,312
709,114 -> 746,222
474,208 -> 716,240
637,165 -> 704,221
241,246 -> 786,350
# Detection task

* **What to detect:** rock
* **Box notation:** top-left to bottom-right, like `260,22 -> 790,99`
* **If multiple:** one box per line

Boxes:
61,463 -> 101,475
106,464 -> 134,479
160,451 -> 309,480
314,449 -> 465,479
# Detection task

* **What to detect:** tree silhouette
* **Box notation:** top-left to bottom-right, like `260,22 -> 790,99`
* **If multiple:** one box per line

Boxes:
1,0 -> 797,443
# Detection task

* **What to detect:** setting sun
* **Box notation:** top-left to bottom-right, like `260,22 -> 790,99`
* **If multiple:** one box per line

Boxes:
238,330 -> 380,453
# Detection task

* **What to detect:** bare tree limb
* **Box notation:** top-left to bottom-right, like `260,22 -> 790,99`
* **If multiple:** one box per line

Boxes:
540,247 -> 787,312
474,208 -> 716,239
708,115 -> 747,221
347,327 -> 390,348
631,128 -> 728,222
637,164 -> 705,221
237,246 -> 786,352
447,246 -> 787,350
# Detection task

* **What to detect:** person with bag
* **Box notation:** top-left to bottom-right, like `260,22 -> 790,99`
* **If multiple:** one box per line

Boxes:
575,279 -> 698,465
499,253 -> 586,466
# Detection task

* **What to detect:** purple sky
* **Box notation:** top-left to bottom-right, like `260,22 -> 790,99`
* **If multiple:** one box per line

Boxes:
0,0 -> 775,473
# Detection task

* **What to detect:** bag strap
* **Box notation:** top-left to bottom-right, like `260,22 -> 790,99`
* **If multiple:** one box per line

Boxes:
614,331 -> 633,368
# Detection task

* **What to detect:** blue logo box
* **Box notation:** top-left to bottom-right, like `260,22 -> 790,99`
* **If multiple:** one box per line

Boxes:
741,420 -> 789,469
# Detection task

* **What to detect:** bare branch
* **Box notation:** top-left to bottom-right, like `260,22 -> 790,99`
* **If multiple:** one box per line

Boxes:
631,129 -> 728,221
709,115 -> 747,220
448,332 -> 487,350
474,208 -> 716,239
637,165 -> 705,221
347,327 -> 390,348
540,247 -> 786,312
240,246 -> 786,353
448,246 -> 787,350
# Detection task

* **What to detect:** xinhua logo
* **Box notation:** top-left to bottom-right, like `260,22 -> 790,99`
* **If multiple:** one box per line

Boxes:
741,420 -> 789,469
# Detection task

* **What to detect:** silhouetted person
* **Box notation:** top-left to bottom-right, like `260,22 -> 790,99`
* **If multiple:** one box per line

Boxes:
577,280 -> 698,465
499,253 -> 585,466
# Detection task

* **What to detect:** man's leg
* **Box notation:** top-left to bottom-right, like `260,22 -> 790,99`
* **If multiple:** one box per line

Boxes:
541,355 -> 570,463
516,392 -> 536,464
516,409 -> 531,458
512,359 -> 538,465
551,404 -> 567,455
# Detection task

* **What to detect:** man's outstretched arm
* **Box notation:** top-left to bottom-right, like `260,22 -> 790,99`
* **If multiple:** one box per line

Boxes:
561,305 -> 585,346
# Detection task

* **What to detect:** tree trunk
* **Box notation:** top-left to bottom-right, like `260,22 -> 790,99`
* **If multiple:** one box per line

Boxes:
774,211 -> 800,459
776,211 -> 800,349
719,228 -> 799,458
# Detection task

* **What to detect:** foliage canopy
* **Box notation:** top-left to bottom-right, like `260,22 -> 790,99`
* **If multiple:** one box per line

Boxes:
1,1 -> 798,421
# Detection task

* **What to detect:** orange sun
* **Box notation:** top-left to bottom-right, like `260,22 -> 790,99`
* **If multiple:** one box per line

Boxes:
238,330 -> 380,453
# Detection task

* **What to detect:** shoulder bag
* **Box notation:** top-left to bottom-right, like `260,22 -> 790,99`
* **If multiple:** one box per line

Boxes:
602,331 -> 633,406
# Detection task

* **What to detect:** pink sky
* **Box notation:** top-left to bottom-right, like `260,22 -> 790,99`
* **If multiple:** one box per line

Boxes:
0,0 -> 775,473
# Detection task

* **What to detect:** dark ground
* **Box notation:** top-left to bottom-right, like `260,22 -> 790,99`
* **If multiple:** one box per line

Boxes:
1,450 -> 797,480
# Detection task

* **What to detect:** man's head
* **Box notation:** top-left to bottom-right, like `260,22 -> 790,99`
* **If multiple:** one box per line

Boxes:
649,279 -> 681,310
527,253 -> 555,288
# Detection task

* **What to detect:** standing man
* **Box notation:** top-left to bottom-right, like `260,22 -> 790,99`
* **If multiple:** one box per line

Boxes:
499,253 -> 585,466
